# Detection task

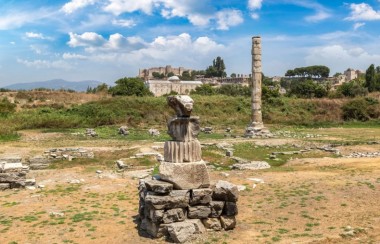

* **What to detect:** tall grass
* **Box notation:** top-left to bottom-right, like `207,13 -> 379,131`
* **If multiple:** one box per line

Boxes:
0,94 -> 379,138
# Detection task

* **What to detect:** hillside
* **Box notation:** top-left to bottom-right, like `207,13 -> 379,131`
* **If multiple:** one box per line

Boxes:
2,79 -> 102,92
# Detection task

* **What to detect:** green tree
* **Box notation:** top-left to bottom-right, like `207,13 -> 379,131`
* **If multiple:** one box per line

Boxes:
190,84 -> 216,96
205,56 -> 226,77
230,73 -> 236,78
289,80 -> 327,98
365,64 -> 377,92
152,72 -> 164,79
217,84 -> 250,97
337,80 -> 368,97
167,72 -> 175,77
180,71 -> 192,80
110,77 -> 153,96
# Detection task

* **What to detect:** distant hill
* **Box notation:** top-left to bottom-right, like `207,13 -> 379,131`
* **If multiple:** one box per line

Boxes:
2,79 -> 102,92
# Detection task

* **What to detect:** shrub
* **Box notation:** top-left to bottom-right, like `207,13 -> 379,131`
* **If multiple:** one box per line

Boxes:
342,98 -> 380,121
0,97 -> 16,116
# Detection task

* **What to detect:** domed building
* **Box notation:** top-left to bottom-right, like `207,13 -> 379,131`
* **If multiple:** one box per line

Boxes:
146,76 -> 202,97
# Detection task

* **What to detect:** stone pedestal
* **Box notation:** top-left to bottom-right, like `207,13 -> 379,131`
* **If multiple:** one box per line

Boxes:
137,95 -> 238,243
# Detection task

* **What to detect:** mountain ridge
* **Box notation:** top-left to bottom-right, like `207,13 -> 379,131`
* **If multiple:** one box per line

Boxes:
2,79 -> 102,92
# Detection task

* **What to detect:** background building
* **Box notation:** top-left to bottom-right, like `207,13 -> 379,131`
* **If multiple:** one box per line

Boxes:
146,76 -> 202,96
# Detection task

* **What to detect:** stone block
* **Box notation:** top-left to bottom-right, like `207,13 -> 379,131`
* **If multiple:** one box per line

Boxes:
164,141 -> 202,163
220,215 -> 236,230
159,162 -> 210,190
190,188 -> 212,205
1,162 -> 23,172
188,205 -> 211,219
213,180 -> 239,202
145,190 -> 190,210
167,221 -> 195,243
145,179 -> 173,194
0,172 -> 26,182
141,218 -> 168,238
210,201 -> 225,217
163,208 -> 186,224
223,202 -> 238,216
0,183 -> 10,190
202,218 -> 222,231
149,209 -> 164,223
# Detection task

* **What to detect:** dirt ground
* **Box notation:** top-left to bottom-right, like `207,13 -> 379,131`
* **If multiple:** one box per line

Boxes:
0,129 -> 380,244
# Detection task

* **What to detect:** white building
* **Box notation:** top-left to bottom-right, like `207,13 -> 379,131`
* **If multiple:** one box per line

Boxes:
146,76 -> 202,97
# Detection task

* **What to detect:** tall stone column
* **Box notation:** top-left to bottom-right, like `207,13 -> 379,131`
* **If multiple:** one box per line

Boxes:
245,36 -> 271,138
251,36 -> 263,128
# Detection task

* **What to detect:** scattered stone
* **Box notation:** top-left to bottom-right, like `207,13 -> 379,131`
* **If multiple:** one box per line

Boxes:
50,211 -> 65,217
118,126 -> 129,136
85,128 -> 97,137
220,172 -> 229,177
226,150 -> 233,157
237,185 -> 246,191
248,178 -> 265,184
68,179 -> 81,184
232,161 -> 270,170
96,170 -> 103,174
148,129 -> 160,136
116,160 -> 129,170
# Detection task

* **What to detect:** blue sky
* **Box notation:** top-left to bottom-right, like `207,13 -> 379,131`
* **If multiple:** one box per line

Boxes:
1,0 -> 380,86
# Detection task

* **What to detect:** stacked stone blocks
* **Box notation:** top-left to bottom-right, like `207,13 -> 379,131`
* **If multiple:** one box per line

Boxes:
138,95 -> 238,243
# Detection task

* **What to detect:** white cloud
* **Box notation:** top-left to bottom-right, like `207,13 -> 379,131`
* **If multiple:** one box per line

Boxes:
345,3 -> 380,21
62,53 -> 88,60
17,58 -> 72,70
112,18 -> 137,28
250,13 -> 260,20
10,42 -> 16,45
104,0 -> 243,30
25,32 -> 52,40
67,32 -> 106,47
61,0 -> 96,14
67,32 -> 147,52
104,0 -> 156,15
305,44 -> 380,72
305,10 -> 330,22
353,22 -> 365,30
215,9 -> 244,30
248,0 -> 262,10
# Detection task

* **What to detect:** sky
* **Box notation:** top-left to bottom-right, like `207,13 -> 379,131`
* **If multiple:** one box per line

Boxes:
1,0 -> 380,86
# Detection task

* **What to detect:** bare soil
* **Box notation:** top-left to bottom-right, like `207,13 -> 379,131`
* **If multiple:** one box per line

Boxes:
0,128 -> 379,244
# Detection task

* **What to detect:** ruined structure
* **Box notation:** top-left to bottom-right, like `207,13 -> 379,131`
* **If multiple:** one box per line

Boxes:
0,157 -> 35,190
139,65 -> 192,80
245,36 -> 272,138
138,95 -> 238,243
